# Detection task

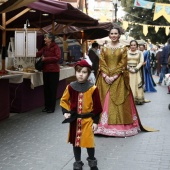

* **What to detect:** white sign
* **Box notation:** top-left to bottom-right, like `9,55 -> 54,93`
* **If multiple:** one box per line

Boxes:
15,31 -> 37,57
15,31 -> 25,57
26,31 -> 37,57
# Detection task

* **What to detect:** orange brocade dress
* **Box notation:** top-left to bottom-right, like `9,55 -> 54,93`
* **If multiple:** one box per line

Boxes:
94,45 -> 154,137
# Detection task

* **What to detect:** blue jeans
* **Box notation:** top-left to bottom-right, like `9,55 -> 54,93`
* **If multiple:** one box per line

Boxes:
158,65 -> 170,83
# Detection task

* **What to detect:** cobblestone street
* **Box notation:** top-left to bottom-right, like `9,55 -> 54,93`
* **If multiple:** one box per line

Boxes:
0,76 -> 170,170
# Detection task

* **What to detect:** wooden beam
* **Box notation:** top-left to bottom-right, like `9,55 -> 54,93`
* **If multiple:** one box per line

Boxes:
56,19 -> 96,24
0,0 -> 36,13
56,36 -> 63,43
30,19 -> 53,28
0,25 -> 5,30
39,28 -> 48,34
0,0 -> 7,3
6,28 -> 40,31
6,8 -> 31,26
2,12 -> 6,46
54,22 -> 75,35
1,12 -> 6,71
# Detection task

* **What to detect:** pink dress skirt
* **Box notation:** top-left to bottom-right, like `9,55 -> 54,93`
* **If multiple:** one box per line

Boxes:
94,91 -> 141,137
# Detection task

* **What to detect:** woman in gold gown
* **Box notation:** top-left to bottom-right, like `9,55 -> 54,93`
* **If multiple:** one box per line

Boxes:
94,28 -> 145,137
127,40 -> 145,105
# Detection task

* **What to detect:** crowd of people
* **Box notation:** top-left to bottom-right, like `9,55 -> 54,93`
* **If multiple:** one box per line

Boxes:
59,27 -> 165,170
36,30 -> 169,170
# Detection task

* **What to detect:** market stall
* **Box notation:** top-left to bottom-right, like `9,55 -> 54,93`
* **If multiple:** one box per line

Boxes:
0,0 -> 99,116
39,22 -> 124,57
0,73 -> 23,120
8,66 -> 75,113
0,79 -> 9,120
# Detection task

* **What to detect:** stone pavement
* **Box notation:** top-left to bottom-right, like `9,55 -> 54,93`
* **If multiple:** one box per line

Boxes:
0,76 -> 170,170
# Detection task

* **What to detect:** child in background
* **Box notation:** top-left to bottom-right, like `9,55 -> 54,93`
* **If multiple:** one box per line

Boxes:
60,60 -> 102,170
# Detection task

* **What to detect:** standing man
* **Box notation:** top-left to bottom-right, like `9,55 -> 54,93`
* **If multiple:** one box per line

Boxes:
88,42 -> 99,77
157,38 -> 170,85
150,47 -> 157,75
155,45 -> 163,76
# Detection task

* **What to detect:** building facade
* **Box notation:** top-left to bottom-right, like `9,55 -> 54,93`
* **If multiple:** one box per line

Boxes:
87,0 -> 124,22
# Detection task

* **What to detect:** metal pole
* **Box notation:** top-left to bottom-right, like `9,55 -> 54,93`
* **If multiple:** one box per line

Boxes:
114,3 -> 117,22
112,0 -> 118,23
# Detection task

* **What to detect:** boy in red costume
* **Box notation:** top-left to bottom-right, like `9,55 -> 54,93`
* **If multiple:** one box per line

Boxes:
60,60 -> 102,170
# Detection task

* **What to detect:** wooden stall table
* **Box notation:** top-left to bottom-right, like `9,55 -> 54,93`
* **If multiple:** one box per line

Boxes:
0,73 -> 23,120
8,66 -> 75,113
0,79 -> 10,120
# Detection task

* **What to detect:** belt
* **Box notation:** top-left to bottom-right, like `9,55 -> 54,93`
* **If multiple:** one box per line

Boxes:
128,66 -> 136,68
77,113 -> 94,118
62,112 -> 94,124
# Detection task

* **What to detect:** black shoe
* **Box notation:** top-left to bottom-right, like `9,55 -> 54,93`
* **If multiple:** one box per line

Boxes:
47,110 -> 54,113
73,161 -> 84,170
42,108 -> 48,112
87,158 -> 98,170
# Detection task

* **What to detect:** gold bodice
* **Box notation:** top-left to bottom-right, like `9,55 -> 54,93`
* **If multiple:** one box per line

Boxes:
99,46 -> 127,76
127,50 -> 144,69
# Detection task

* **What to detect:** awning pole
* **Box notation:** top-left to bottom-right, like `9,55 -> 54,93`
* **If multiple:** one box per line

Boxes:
1,13 -> 6,72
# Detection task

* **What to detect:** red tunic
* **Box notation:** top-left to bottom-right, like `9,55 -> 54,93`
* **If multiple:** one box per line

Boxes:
60,84 -> 102,147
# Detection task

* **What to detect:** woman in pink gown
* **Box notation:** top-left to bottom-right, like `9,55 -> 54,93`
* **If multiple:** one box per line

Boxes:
94,28 -> 153,137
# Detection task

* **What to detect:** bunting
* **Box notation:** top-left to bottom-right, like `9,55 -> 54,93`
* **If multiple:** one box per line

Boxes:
122,21 -> 129,30
122,20 -> 170,36
143,25 -> 148,36
153,3 -> 170,23
165,26 -> 169,36
134,0 -> 154,9
155,26 -> 159,33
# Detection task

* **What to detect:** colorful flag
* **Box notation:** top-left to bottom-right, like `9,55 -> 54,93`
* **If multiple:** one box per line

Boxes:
134,0 -> 154,9
153,3 -> 170,23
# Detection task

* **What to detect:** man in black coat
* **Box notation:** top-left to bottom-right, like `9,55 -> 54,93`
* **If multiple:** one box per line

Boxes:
157,38 -> 170,85
88,42 -> 99,77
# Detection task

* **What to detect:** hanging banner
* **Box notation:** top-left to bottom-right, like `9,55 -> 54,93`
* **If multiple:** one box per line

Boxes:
122,21 -> 129,30
143,25 -> 148,36
134,0 -> 154,9
165,26 -> 169,36
153,3 -> 170,23
123,20 -> 170,36
155,26 -> 160,33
